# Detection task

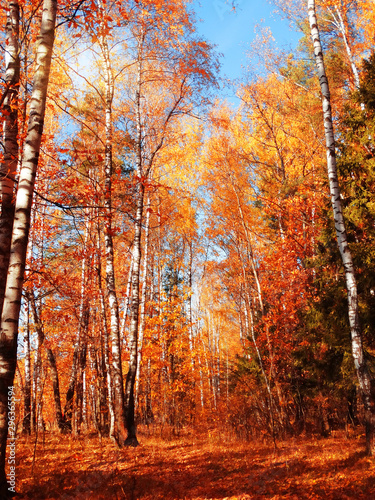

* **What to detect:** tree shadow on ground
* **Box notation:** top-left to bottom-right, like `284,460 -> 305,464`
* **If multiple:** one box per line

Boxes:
16,434 -> 375,499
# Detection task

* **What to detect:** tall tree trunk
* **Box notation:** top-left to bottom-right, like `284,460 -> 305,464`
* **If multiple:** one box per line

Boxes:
124,42 -> 145,447
0,0 -> 57,493
120,254 -> 133,340
308,0 -> 375,455
0,0 -> 19,316
29,292 -> 44,433
96,222 -> 115,439
99,11 -> 127,446
64,214 -> 90,433
63,347 -> 78,432
134,196 -> 151,409
124,182 -> 143,446
89,344 -> 108,437
73,338 -> 87,436
22,298 -> 31,435
327,5 -> 360,89
73,237 -> 90,437
46,348 -> 64,432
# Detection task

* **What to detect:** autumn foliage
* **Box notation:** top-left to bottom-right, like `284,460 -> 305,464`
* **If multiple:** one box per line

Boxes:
1,0 -> 375,497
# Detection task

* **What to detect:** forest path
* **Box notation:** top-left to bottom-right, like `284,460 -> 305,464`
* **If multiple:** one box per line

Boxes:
15,431 -> 375,499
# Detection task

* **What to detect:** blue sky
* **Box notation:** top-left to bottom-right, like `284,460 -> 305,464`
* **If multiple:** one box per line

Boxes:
190,0 -> 301,82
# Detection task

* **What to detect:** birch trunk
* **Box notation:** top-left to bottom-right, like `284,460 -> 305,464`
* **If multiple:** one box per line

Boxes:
29,292 -> 44,433
124,183 -> 143,446
0,0 -> 19,316
186,241 -> 195,369
124,46 -> 145,447
308,0 -> 375,455
96,223 -> 115,438
134,196 -> 151,409
328,5 -> 360,89
120,254 -> 133,341
0,1 -> 56,491
73,241 -> 90,437
22,299 -> 31,434
99,17 -> 127,446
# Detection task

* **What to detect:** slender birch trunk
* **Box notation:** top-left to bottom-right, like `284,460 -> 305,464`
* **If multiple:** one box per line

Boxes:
99,15 -> 127,446
73,221 -> 90,436
328,5 -> 360,89
29,292 -> 44,433
308,0 -> 375,455
96,221 -> 115,438
144,357 -> 152,424
22,298 -> 31,434
124,183 -> 143,445
120,254 -> 133,341
186,240 -> 195,368
123,42 -> 145,447
134,196 -> 151,409
0,0 -> 19,316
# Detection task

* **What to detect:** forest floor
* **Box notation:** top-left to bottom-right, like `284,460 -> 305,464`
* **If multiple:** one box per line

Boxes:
13,429 -> 375,499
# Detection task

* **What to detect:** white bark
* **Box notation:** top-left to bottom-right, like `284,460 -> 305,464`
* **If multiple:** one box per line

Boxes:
0,0 -> 19,314
98,8 -> 127,445
328,5 -> 360,89
119,253 -> 133,342
124,39 -> 146,446
0,0 -> 57,490
96,223 -> 115,439
135,196 -> 151,409
23,300 -> 31,434
308,0 -> 375,454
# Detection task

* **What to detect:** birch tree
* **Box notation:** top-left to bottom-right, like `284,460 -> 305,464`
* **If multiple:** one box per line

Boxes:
0,0 -> 19,316
122,0 -> 217,446
98,4 -> 128,446
0,0 -> 57,494
308,0 -> 375,455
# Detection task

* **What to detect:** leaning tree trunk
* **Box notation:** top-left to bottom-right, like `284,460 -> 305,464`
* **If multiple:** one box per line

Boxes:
0,0 -> 19,316
308,0 -> 375,455
0,0 -> 57,495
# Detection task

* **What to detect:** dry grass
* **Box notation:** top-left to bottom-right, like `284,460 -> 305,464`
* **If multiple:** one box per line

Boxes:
13,430 -> 375,499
